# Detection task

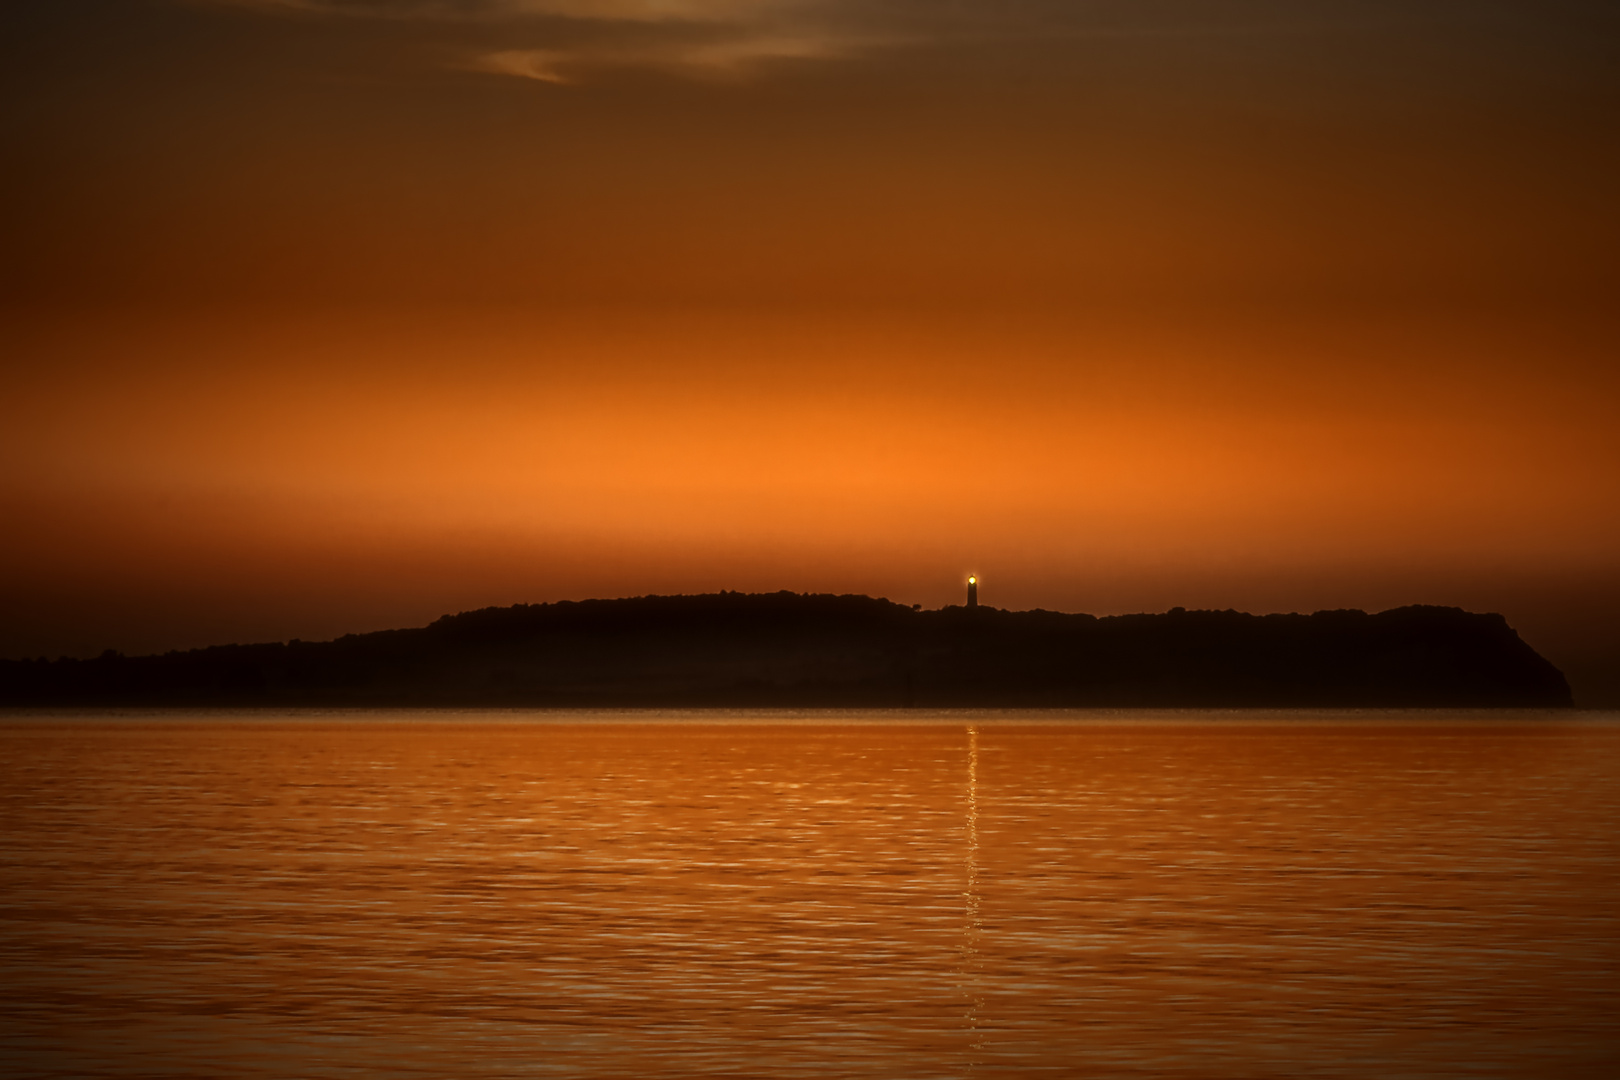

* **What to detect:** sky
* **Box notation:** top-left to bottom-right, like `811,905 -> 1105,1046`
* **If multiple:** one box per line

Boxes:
3,0 -> 1618,701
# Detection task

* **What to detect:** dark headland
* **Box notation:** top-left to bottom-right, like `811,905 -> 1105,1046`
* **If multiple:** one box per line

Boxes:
0,593 -> 1573,707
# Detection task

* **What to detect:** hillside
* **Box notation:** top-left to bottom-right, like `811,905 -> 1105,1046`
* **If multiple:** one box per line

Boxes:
0,593 -> 1574,708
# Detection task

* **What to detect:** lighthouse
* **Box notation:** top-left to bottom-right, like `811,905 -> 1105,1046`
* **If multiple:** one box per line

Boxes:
967,575 -> 978,608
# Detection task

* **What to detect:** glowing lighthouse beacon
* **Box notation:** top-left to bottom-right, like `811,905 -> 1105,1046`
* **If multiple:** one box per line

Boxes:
967,574 -> 979,609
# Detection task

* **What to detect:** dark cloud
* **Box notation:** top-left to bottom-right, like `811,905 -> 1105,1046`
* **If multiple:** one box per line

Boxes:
178,1 -> 1620,87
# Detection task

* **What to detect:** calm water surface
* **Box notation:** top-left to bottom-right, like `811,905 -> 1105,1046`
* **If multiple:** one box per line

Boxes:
1,711 -> 1616,1078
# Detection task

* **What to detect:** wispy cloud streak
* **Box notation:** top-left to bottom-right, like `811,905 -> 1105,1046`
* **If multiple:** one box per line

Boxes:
189,1 -> 1554,85
207,1 -> 797,21
473,33 -> 853,83
199,0 -> 862,82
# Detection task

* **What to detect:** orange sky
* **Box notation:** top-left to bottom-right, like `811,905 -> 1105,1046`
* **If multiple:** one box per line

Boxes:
3,1 -> 1618,700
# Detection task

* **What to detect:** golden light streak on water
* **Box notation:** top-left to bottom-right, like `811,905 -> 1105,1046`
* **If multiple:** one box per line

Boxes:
962,723 -> 984,1068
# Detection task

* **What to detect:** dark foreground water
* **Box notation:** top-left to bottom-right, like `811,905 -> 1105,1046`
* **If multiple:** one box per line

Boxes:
0,711 -> 1616,1079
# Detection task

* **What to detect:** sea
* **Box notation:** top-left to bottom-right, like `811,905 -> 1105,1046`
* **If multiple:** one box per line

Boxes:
1,710 -> 1616,1079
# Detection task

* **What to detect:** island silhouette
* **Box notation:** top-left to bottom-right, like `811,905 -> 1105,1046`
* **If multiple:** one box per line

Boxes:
0,593 -> 1574,707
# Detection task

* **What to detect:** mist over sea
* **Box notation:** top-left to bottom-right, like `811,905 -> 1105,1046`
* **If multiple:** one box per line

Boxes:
2,711 -> 1616,1078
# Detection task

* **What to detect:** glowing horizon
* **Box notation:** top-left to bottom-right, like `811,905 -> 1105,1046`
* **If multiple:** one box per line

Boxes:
2,1 -> 1617,700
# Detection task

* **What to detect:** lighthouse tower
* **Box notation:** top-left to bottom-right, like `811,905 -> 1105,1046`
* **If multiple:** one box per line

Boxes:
967,575 -> 978,608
